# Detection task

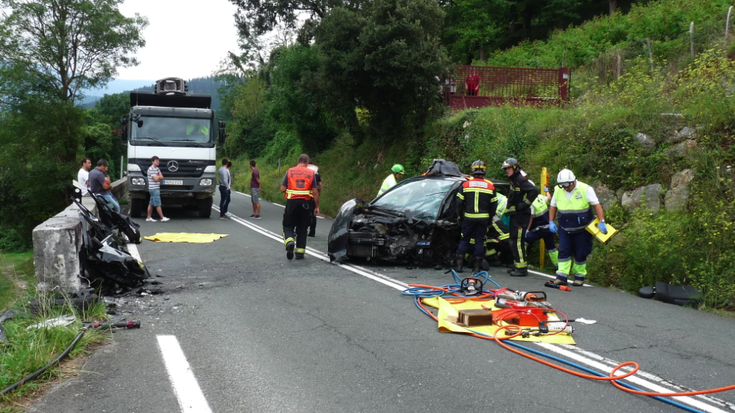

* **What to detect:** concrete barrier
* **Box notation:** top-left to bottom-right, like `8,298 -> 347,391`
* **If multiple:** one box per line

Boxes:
32,179 -> 127,293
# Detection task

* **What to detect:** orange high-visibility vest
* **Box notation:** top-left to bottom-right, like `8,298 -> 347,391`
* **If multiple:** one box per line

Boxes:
284,166 -> 315,200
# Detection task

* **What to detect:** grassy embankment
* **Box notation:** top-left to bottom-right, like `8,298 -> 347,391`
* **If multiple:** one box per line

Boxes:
231,0 -> 735,311
0,253 -> 110,410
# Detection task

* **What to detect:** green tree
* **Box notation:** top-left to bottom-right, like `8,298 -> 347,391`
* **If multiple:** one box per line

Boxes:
224,76 -> 273,158
316,0 -> 451,143
267,44 -> 337,154
442,0 -> 512,63
0,0 -> 148,103
0,0 -> 147,251
83,93 -> 129,178
0,93 -> 85,250
229,0 -> 362,37
93,92 -> 130,126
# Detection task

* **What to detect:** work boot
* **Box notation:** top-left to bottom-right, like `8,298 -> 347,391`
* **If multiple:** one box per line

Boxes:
472,257 -> 482,274
486,257 -> 502,267
454,254 -> 464,273
295,253 -> 305,260
286,241 -> 295,260
509,268 -> 528,277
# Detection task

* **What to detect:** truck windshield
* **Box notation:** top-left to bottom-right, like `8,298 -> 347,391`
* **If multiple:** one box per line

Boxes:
131,117 -> 212,145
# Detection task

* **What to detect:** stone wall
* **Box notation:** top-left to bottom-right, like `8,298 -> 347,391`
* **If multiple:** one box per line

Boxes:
32,179 -> 127,293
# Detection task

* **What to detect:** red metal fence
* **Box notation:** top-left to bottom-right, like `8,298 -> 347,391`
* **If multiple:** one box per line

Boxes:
444,65 -> 569,110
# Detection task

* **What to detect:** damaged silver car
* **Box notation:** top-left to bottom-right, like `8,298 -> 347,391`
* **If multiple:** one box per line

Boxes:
328,161 -> 508,267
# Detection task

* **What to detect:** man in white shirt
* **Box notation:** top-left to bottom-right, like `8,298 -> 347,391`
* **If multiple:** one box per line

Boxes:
77,157 -> 91,196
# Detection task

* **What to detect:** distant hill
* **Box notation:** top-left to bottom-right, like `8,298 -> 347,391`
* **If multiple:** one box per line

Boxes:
81,76 -> 223,111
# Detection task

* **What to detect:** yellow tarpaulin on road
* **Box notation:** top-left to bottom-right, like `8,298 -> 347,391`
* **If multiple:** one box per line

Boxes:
144,233 -> 228,243
422,296 -> 576,344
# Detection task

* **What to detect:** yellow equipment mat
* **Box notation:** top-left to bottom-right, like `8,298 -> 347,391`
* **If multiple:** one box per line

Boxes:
144,233 -> 228,243
422,296 -> 576,344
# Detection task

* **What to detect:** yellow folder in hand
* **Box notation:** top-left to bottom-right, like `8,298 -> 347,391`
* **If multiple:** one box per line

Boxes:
586,218 -> 617,243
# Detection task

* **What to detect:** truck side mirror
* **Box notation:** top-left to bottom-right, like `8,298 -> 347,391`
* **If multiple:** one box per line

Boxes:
218,120 -> 226,145
120,117 -> 128,143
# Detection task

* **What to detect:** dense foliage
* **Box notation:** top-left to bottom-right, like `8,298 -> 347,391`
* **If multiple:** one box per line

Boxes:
0,0 -> 145,251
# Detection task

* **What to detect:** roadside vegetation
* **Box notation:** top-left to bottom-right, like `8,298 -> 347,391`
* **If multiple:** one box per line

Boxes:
0,253 -> 111,410
224,0 -> 735,311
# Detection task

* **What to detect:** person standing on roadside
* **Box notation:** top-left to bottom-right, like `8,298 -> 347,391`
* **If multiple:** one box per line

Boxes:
378,164 -> 404,197
77,157 -> 92,196
219,158 -> 231,219
501,157 -> 538,277
307,160 -> 323,236
89,159 -> 120,213
281,154 -> 319,260
250,160 -> 261,219
146,156 -> 170,222
548,168 -> 607,287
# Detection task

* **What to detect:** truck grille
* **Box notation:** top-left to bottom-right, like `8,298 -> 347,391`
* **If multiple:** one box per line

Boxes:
133,159 -> 214,178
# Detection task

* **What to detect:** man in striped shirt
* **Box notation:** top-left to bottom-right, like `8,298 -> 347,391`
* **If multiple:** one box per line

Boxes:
147,156 -> 170,222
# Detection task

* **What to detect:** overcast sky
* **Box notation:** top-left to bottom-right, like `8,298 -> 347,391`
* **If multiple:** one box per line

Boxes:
116,0 -> 241,81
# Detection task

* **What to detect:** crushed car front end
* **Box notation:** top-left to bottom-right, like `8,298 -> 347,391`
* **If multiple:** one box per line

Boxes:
328,176 -> 465,266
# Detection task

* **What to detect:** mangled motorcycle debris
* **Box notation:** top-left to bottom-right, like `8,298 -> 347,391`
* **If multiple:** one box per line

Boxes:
73,191 -> 149,293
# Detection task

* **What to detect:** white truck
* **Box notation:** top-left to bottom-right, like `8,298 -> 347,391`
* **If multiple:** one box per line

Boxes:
121,77 -> 225,218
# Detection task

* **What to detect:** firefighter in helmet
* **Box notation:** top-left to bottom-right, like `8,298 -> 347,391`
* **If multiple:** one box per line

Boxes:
501,157 -> 538,276
454,160 -> 498,274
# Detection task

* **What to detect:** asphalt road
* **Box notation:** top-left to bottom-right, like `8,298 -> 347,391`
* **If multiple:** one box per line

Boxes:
27,190 -> 735,413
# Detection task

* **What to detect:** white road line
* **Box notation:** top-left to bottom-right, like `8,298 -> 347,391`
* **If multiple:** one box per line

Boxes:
215,208 -> 728,412
157,335 -> 213,413
527,268 -> 590,287
536,343 -> 731,413
232,190 -> 285,208
215,207 -> 409,290
127,242 -> 142,263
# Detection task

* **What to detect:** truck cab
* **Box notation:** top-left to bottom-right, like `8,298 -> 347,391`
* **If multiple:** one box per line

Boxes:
122,78 -> 225,218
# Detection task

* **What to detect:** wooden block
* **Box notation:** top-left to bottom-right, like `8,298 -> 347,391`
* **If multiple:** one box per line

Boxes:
457,309 -> 494,327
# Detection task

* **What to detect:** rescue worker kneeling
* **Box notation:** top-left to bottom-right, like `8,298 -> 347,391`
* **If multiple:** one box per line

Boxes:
525,192 -> 559,269
281,154 -> 320,260
454,160 -> 498,274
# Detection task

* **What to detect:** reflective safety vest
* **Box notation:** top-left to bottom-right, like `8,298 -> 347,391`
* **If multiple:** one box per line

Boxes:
456,178 -> 497,219
530,194 -> 550,229
494,194 -> 507,220
186,124 -> 209,135
378,174 -> 397,196
554,181 -> 594,233
284,166 -> 315,200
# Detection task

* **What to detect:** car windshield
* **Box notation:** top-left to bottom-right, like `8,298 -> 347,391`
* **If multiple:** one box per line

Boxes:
372,178 -> 456,220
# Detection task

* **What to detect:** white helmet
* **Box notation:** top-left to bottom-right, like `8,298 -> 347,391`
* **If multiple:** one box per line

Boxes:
557,169 -> 576,187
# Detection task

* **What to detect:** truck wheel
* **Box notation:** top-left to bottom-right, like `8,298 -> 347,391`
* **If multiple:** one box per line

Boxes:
198,198 -> 213,218
130,198 -> 143,218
